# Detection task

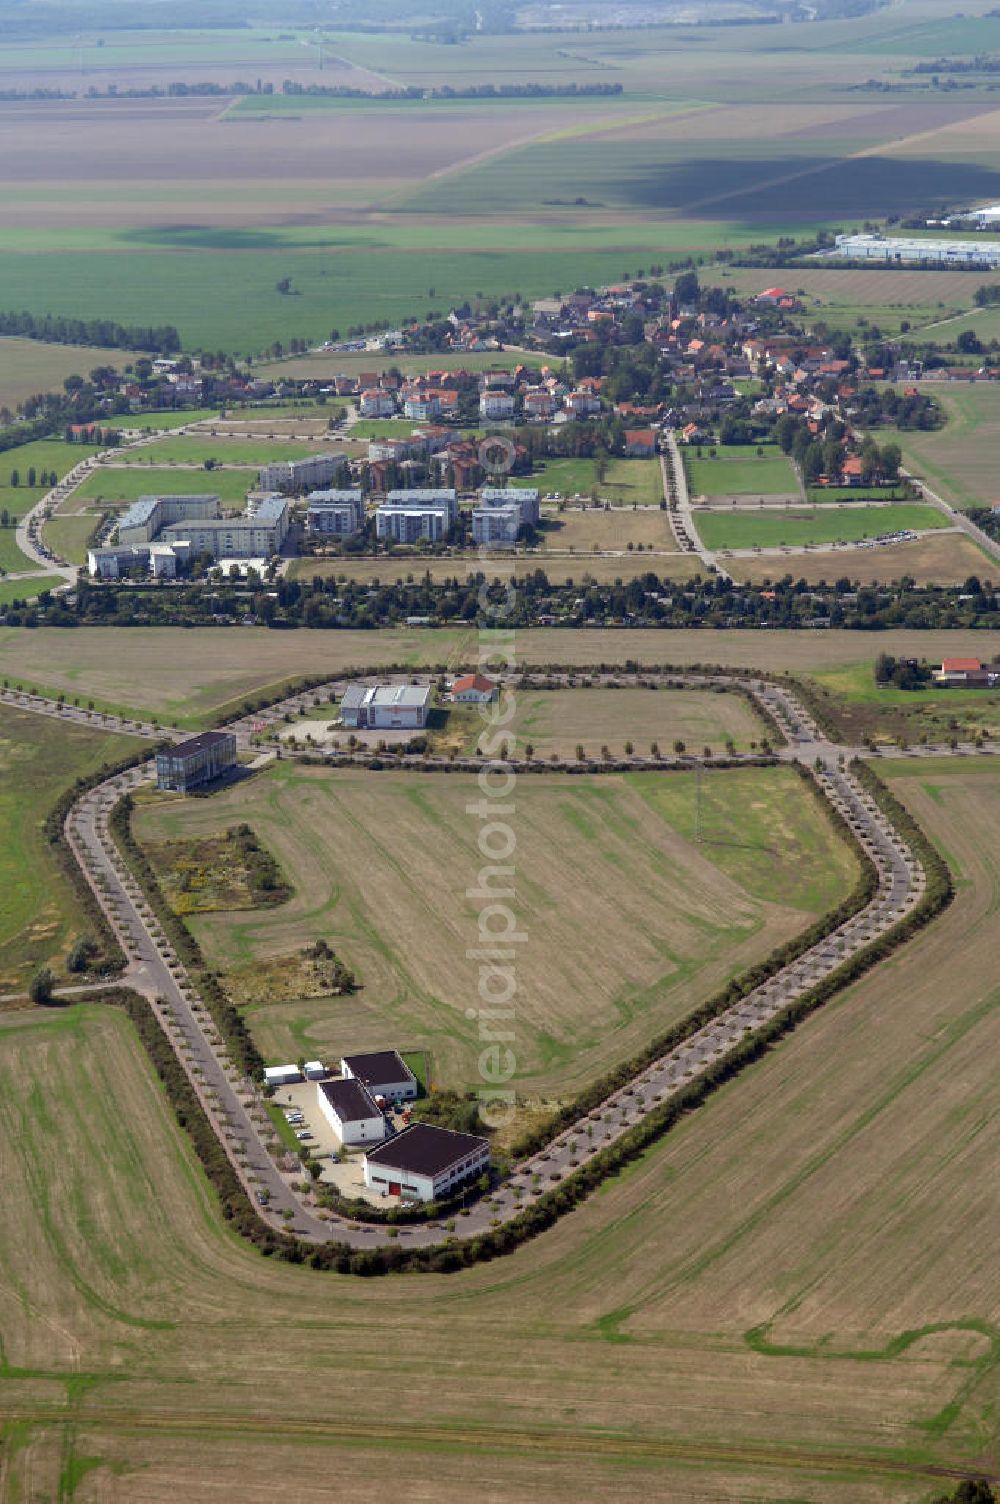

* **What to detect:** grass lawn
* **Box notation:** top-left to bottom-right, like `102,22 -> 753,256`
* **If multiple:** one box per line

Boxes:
687,453 -> 800,498
805,485 -> 909,504
529,456 -> 662,505
0,528 -> 37,574
70,466 -> 254,509
132,762 -> 856,1098
694,503 -> 950,551
40,514 -> 96,566
0,704 -> 142,989
116,435 -> 320,466
730,532 -> 994,588
0,438 -> 103,489
0,575 -> 51,606
0,482 -> 46,523
115,407 -> 223,430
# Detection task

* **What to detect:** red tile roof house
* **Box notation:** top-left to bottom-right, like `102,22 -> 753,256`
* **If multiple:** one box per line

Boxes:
841,456 -> 864,485
451,673 -> 498,704
624,429 -> 657,458
937,657 -> 997,686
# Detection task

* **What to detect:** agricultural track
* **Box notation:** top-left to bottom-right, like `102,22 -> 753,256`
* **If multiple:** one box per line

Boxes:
5,666 -> 982,1256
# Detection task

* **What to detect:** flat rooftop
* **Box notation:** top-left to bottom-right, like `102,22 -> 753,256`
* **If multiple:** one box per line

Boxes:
364,1123 -> 489,1178
340,685 -> 431,711
319,1078 -> 379,1122
342,1048 -> 416,1084
162,730 -> 236,760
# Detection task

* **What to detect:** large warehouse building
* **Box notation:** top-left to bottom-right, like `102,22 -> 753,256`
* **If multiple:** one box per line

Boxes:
363,1123 -> 491,1202
834,232 -> 1000,268
339,684 -> 431,730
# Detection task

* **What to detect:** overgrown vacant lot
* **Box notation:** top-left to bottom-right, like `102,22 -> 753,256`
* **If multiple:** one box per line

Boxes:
132,763 -> 857,1096
2,626 -> 999,724
456,685 -> 767,758
0,705 -> 141,990
0,761 -> 994,1500
538,505 -> 672,553
695,503 -> 949,552
809,661 -> 1000,746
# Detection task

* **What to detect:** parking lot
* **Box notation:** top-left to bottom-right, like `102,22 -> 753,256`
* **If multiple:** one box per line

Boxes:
274,1077 -> 406,1206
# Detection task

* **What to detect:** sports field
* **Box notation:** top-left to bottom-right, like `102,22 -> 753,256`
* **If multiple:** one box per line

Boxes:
132,762 -> 856,1096
695,504 -> 950,552
0,704 -> 141,990
686,451 -> 801,499
0,754 -> 995,1498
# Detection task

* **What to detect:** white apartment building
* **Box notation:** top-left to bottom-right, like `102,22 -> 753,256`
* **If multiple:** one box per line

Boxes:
258,453 -> 345,493
305,489 -> 366,537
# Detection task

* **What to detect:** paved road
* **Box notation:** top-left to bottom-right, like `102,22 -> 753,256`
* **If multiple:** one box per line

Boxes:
34,670 -> 965,1252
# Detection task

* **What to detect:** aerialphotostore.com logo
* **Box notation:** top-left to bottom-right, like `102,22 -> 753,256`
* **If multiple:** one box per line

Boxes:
466,432 -> 522,1129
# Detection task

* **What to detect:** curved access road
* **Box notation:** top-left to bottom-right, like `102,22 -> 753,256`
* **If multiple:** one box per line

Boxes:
42,670 -> 948,1252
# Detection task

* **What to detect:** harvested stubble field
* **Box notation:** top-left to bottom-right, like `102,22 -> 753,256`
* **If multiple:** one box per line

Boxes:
695,503 -> 949,552
728,532 -> 995,587
0,759 -> 995,1500
0,705 -> 141,990
3,626 -> 1000,725
885,383 -> 1000,512
461,685 -> 767,758
133,762 -> 856,1094
0,335 -> 138,413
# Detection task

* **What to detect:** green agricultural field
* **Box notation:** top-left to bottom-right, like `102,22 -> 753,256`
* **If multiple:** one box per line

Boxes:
0,704 -> 141,989
116,434 -> 321,466
132,761 -> 857,1096
70,466 -> 255,509
694,504 -> 950,552
686,453 -> 800,499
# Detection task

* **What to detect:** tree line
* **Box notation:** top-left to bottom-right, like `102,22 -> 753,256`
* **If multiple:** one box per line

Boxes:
0,309 -> 180,354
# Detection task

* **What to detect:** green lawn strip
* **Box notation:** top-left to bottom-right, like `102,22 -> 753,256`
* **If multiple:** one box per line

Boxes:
0,529 -> 37,574
71,466 -> 254,508
113,408 -> 222,430
0,439 -> 104,487
805,485 -> 910,504
115,435 -> 320,466
40,514 -> 96,566
687,455 -> 800,497
0,483 -> 46,522
694,504 -> 949,551
0,576 -> 51,606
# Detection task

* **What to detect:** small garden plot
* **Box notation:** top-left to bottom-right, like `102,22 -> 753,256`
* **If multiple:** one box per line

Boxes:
144,823 -> 291,914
